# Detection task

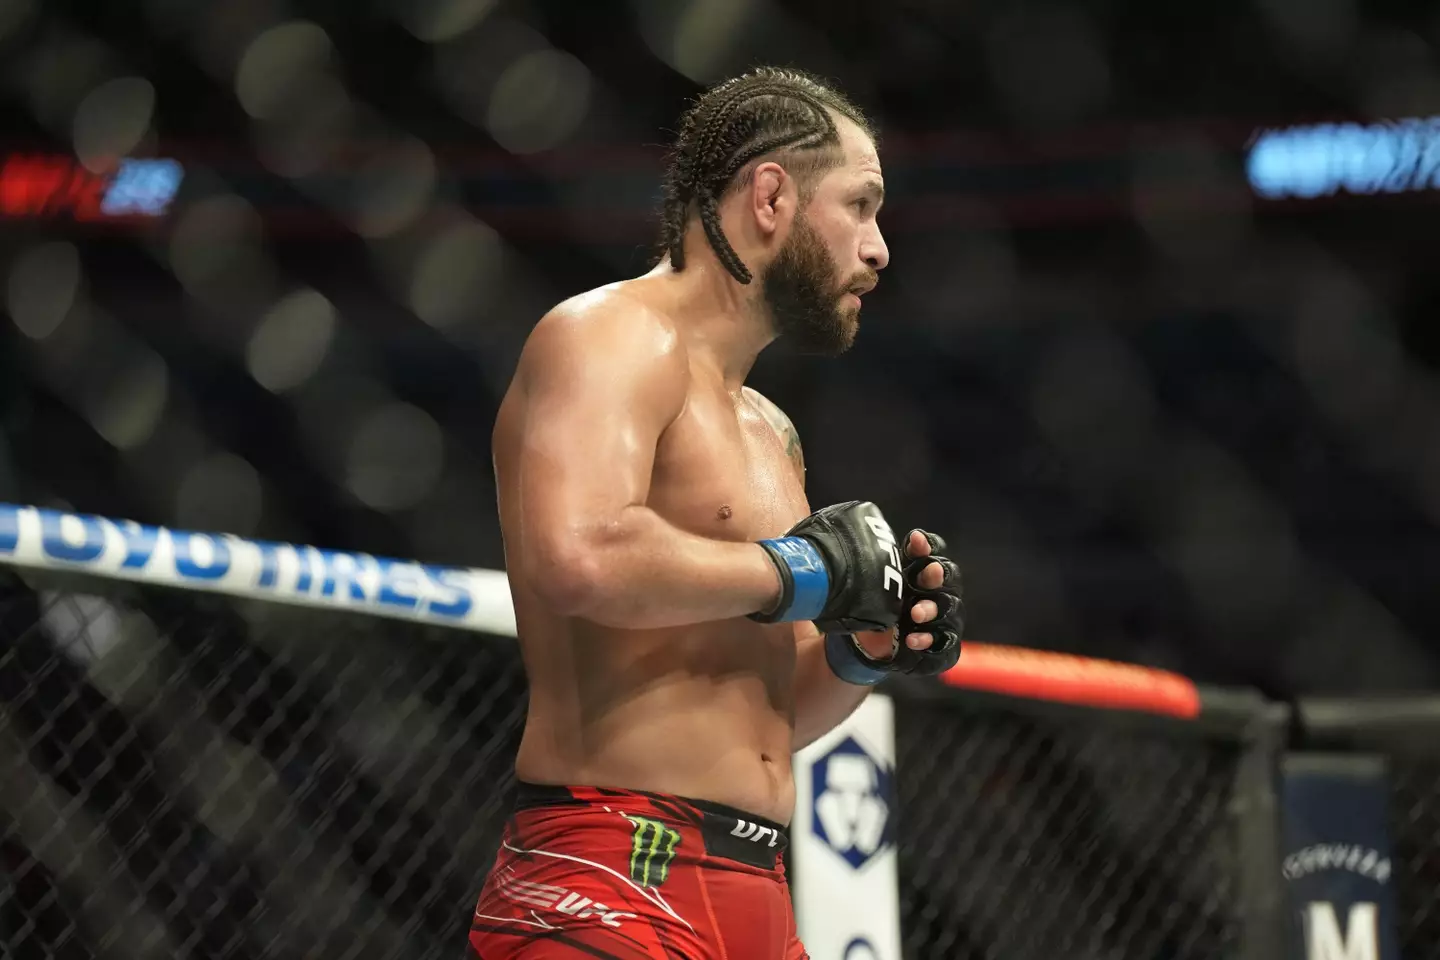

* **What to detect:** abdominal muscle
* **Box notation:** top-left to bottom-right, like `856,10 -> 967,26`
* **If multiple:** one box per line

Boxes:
512,608 -> 800,825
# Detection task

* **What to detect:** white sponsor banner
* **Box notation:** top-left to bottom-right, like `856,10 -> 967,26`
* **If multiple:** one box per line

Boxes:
0,503 -> 517,636
792,693 -> 902,960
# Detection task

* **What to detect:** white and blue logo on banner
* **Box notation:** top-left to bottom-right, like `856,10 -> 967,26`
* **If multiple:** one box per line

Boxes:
793,696 -> 902,959
811,734 -> 895,870
0,504 -> 517,636
842,937 -> 881,959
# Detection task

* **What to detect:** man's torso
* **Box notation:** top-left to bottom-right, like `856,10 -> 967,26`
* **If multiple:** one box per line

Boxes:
493,280 -> 814,824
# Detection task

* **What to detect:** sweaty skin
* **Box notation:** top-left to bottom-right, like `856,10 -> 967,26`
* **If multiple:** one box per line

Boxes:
492,284 -> 816,823
491,111 -> 942,826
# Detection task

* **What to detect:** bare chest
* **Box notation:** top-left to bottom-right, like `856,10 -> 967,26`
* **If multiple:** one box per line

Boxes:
647,388 -> 808,542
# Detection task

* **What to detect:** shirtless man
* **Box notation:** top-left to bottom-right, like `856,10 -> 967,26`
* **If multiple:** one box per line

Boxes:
473,67 -> 965,959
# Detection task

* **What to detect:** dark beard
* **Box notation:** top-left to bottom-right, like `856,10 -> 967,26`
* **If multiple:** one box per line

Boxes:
760,214 -> 863,357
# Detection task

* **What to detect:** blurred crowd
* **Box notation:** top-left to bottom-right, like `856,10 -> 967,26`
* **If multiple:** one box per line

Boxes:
4,0 -> 1440,697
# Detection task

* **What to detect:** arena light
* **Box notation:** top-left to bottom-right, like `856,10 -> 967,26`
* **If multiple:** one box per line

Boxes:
5,241 -> 82,340
101,157 -> 185,215
1246,116 -> 1440,200
0,154 -> 185,220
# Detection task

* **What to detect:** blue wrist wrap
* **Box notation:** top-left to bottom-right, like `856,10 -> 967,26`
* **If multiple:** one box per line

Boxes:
825,632 -> 891,686
758,536 -> 830,622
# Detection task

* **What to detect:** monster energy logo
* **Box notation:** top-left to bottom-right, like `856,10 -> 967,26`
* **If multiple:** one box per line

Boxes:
622,814 -> 681,887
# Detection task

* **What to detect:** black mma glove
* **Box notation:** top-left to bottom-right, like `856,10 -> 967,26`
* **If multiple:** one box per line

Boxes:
824,529 -> 965,685
749,501 -> 905,634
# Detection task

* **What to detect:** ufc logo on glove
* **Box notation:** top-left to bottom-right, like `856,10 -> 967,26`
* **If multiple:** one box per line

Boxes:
863,514 -> 904,600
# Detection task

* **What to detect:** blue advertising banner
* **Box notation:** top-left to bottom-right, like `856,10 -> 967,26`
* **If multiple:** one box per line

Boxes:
1282,754 -> 1397,960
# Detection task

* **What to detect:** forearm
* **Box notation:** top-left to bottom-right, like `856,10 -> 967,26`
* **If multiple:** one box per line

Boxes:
546,505 -> 782,629
791,629 -> 871,751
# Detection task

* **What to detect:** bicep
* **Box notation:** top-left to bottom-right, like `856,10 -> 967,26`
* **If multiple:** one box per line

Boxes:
514,308 -> 685,546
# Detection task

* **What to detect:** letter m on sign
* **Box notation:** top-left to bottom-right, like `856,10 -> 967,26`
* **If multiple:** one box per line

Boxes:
1305,902 -> 1378,960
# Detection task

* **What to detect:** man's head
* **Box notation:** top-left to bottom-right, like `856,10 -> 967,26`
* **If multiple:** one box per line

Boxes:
657,68 -> 889,356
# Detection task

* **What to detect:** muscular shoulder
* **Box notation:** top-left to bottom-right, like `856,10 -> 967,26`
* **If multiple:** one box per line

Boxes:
742,387 -> 805,480
519,284 -> 688,398
528,283 -> 682,361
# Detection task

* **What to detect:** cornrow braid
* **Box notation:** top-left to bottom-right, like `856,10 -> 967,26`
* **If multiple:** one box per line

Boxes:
657,67 -> 874,284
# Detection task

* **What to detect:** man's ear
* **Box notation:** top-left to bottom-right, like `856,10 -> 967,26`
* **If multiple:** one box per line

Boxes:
750,161 -> 787,237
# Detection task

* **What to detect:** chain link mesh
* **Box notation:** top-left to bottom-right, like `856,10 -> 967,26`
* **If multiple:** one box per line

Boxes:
12,566 -> 1440,960
1389,756 -> 1440,957
0,569 -> 527,960
893,696 -> 1245,960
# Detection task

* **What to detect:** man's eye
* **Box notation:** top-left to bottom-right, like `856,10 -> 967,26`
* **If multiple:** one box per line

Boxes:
854,198 -> 870,213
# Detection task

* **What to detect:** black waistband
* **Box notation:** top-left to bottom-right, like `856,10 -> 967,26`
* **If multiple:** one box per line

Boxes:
514,781 -> 789,870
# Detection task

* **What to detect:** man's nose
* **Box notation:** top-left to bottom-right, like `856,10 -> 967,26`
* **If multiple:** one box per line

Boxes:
861,228 -> 889,271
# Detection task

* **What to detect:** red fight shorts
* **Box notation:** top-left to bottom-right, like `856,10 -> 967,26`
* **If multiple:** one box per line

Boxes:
467,782 -> 809,959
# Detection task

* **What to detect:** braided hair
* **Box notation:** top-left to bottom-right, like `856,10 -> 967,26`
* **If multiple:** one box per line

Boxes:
657,67 -> 874,284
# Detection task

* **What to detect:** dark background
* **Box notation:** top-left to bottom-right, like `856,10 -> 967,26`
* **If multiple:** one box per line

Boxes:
5,0 -> 1440,698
